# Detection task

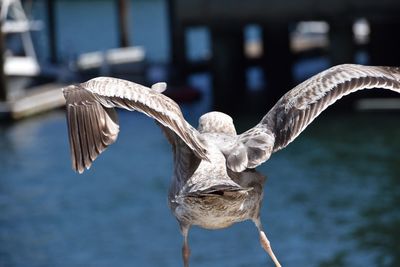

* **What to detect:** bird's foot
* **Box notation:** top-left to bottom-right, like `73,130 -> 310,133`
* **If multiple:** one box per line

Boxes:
259,230 -> 281,267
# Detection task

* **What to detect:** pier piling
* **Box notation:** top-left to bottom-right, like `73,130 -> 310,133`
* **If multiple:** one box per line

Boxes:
0,26 -> 6,101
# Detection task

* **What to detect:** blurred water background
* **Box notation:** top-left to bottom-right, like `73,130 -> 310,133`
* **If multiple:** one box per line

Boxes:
1,0 -> 400,267
1,98 -> 400,267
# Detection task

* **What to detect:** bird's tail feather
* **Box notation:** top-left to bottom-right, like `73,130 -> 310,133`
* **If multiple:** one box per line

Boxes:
185,184 -> 253,198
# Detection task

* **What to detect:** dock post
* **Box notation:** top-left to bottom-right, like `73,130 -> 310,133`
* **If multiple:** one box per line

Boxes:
46,0 -> 58,63
167,0 -> 187,84
328,19 -> 355,65
116,0 -> 130,47
262,23 -> 292,109
368,19 -> 400,66
0,25 -> 7,101
210,26 -> 246,113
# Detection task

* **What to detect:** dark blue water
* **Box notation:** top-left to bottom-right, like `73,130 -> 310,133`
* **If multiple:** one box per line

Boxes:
0,99 -> 399,267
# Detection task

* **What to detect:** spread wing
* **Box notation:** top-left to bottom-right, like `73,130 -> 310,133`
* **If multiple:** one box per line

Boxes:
226,64 -> 400,172
63,77 -> 208,173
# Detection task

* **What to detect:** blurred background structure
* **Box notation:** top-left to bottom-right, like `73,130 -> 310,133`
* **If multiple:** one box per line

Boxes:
169,0 -> 400,112
0,1 -> 400,267
0,0 -> 400,118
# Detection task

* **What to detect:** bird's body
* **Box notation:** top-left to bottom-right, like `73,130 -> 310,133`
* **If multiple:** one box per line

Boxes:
62,64 -> 400,267
168,138 -> 265,230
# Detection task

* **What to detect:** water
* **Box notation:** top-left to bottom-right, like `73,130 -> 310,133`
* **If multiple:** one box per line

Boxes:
0,100 -> 399,267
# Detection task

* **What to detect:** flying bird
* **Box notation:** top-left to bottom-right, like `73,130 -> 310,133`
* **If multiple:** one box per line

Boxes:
63,64 -> 400,267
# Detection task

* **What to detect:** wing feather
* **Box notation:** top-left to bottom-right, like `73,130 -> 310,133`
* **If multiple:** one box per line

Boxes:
225,64 -> 400,172
67,105 -> 79,171
264,64 -> 400,152
77,105 -> 90,168
63,77 -> 208,173
83,104 -> 97,161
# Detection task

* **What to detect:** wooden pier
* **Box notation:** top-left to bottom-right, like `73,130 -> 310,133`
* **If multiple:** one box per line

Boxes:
0,83 -> 65,120
168,0 -> 400,113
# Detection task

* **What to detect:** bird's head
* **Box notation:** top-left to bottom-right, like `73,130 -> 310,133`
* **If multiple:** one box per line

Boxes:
198,111 -> 237,136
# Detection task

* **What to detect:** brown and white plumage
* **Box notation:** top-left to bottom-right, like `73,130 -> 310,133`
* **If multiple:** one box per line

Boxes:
63,77 -> 208,173
224,64 -> 400,172
62,64 -> 400,267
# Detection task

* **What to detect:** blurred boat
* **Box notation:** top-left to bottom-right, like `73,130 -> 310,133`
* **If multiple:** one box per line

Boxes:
74,46 -> 147,84
0,0 -> 65,120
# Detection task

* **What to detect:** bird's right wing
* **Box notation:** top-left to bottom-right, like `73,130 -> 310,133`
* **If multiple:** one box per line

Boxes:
225,64 -> 400,172
63,77 -> 208,173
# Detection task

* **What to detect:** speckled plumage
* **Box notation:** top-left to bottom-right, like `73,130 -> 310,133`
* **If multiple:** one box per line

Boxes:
63,64 -> 400,267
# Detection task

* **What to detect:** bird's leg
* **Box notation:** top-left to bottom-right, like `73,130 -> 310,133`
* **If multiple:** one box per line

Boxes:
253,218 -> 281,267
180,224 -> 191,267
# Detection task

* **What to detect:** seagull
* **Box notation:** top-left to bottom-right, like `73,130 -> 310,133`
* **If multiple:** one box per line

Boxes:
62,64 -> 400,267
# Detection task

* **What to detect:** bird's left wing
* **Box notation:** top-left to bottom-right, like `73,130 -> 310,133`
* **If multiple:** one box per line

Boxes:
63,77 -> 208,173
224,64 -> 400,172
